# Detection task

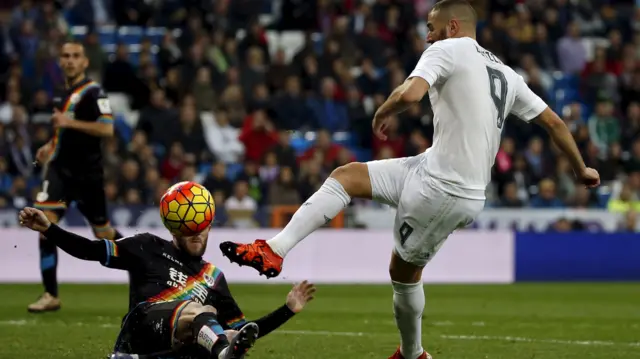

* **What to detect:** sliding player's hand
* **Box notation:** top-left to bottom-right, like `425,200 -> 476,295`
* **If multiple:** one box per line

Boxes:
286,280 -> 316,313
18,207 -> 52,233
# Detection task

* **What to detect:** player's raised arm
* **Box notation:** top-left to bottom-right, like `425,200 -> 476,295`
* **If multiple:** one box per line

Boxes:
511,76 -> 600,188
19,207 -> 138,269
373,41 -> 453,140
19,207 -> 107,262
214,273 -> 315,338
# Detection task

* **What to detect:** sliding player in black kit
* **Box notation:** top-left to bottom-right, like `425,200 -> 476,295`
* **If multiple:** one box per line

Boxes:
29,41 -> 123,313
18,206 -> 315,359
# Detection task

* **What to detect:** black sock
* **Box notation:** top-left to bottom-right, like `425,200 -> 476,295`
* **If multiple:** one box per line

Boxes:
39,235 -> 58,297
192,312 -> 229,359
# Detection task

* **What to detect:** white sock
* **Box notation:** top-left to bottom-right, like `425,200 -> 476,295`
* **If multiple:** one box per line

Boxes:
267,177 -> 351,257
392,281 -> 425,359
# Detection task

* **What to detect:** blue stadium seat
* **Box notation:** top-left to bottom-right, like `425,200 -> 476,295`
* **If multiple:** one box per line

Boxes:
114,114 -> 132,143
98,26 -> 117,46
153,144 -> 166,159
118,26 -> 144,46
145,27 -> 166,45
226,163 -> 244,180
352,148 -> 372,162
128,51 -> 141,67
332,131 -> 352,146
199,163 -> 212,175
70,26 -> 88,41
290,137 -> 313,154
553,73 -> 579,90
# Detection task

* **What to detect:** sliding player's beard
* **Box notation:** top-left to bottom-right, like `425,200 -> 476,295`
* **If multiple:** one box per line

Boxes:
174,227 -> 210,257
175,235 -> 208,257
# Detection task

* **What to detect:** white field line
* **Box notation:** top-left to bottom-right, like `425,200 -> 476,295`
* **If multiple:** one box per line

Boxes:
1,320 -> 638,348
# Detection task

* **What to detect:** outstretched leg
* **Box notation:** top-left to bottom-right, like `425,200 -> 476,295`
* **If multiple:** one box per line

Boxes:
220,162 -> 373,277
175,302 -> 259,359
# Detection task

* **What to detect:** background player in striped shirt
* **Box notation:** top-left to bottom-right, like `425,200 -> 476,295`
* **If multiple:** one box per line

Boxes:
29,41 -> 123,313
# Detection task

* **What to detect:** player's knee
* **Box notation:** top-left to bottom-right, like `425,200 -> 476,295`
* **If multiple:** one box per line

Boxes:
330,162 -> 371,197
389,252 -> 423,283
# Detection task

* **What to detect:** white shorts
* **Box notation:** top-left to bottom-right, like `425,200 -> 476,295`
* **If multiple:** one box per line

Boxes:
367,154 -> 485,266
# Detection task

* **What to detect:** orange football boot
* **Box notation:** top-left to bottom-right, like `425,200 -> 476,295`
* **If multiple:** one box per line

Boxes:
388,348 -> 432,359
219,240 -> 283,278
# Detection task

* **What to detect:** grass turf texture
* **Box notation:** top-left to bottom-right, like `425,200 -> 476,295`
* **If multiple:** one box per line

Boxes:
0,283 -> 638,359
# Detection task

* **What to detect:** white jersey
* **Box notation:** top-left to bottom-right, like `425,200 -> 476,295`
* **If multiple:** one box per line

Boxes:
408,37 -> 547,200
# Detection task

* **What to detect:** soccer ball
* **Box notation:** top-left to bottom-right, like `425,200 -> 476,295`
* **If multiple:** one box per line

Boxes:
159,181 -> 216,236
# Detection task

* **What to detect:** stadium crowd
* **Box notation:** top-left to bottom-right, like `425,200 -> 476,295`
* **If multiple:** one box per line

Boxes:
0,0 -> 639,229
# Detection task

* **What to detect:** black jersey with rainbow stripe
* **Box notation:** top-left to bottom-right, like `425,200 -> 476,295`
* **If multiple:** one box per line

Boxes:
101,233 -> 248,331
51,78 -> 113,173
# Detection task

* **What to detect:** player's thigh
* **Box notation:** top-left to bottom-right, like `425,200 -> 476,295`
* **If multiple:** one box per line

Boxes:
366,155 -> 424,207
393,181 -> 485,267
34,165 -> 68,213
128,300 -> 195,354
75,175 -> 111,234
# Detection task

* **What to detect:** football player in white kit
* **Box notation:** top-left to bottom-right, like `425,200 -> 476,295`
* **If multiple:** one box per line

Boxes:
221,1 -> 601,358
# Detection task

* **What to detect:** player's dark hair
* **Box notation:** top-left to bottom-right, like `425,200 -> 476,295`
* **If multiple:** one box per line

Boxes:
432,0 -> 478,25
60,40 -> 86,53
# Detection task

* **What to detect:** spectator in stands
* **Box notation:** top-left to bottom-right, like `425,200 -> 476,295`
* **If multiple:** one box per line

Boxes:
599,142 -> 624,181
268,166 -> 301,206
266,49 -> 292,92
271,130 -> 297,170
582,48 -> 619,104
220,84 -> 246,127
554,156 -> 577,203
0,87 -> 21,124
0,158 -> 12,195
203,161 -> 233,199
530,178 -> 564,208
307,77 -> 348,132
103,43 -> 136,95
298,129 -> 351,170
212,190 -> 228,227
524,137 -> 546,180
557,21 -> 587,74
161,142 -> 185,181
259,151 -> 279,184
239,108 -> 278,162
620,210 -> 638,232
607,181 -> 640,213
173,104 -> 209,162
272,76 -> 313,130
622,102 -> 640,150
500,182 -> 524,208
7,132 -> 33,179
204,109 -> 244,164
193,66 -> 216,111
225,179 -> 257,211
236,160 -> 265,205
588,98 -> 620,157
240,47 -> 267,100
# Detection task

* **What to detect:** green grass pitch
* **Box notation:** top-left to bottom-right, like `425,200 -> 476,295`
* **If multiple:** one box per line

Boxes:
0,283 -> 638,358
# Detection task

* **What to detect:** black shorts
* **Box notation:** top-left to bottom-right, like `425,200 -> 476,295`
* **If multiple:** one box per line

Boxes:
114,300 -> 194,356
34,164 -> 108,226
